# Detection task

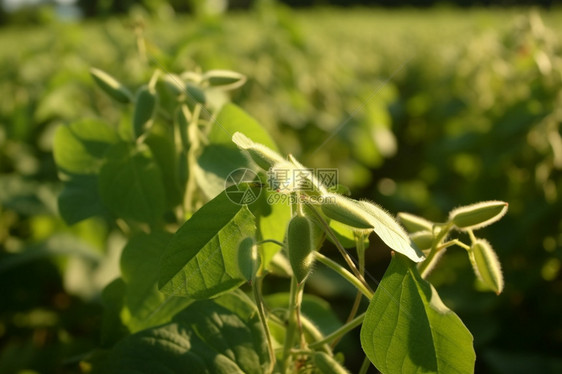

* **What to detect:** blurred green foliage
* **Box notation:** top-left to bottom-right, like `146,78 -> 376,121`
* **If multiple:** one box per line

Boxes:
1,4 -> 561,373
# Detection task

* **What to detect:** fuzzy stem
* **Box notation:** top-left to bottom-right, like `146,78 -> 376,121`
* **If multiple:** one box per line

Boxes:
303,200 -> 372,293
308,313 -> 365,349
281,277 -> 299,373
315,252 -> 373,299
358,356 -> 371,374
418,222 -> 453,279
253,275 -> 275,374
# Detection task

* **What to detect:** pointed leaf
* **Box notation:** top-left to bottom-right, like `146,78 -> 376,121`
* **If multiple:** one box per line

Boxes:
360,254 -> 475,374
158,190 -> 256,299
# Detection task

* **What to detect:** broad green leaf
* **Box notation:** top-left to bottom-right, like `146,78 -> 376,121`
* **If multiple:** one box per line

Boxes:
120,231 -> 193,332
158,190 -> 256,299
53,119 -> 118,175
98,143 -> 167,224
360,254 -> 475,374
58,175 -> 105,225
195,104 -> 279,199
93,291 -> 270,374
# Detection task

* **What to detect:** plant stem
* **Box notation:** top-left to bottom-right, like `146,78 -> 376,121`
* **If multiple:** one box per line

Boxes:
309,313 -> 365,349
253,276 -> 275,374
332,233 -> 366,348
315,252 -> 373,299
281,277 -> 299,374
358,356 -> 371,374
418,222 -> 453,279
303,200 -> 372,292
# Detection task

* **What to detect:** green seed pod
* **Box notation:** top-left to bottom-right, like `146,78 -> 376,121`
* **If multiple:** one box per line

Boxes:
313,352 -> 351,374
287,215 -> 315,284
410,230 -> 434,251
185,84 -> 205,104
469,239 -> 504,295
202,69 -> 247,91
133,85 -> 158,139
320,193 -> 373,230
449,201 -> 508,231
397,212 -> 433,233
232,132 -> 284,171
237,237 -> 260,281
175,105 -> 191,150
90,67 -> 132,104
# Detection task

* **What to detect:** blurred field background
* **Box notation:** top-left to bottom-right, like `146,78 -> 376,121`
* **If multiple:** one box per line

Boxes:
1,0 -> 562,373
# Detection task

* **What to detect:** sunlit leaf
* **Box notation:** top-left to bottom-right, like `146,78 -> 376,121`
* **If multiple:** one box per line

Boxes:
158,190 -> 256,299
93,291 -> 270,374
361,254 -> 475,374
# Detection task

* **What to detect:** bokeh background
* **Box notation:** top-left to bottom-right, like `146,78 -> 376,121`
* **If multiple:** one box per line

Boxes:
1,0 -> 561,373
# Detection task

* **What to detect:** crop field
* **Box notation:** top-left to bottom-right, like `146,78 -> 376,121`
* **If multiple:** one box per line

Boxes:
1,5 -> 561,374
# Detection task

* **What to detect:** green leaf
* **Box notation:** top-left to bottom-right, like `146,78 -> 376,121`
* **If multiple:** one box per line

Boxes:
158,190 -> 256,299
93,291 -> 270,374
53,119 -> 118,175
360,254 -> 475,374
98,143 -> 167,224
120,231 -> 193,332
209,104 -> 279,150
194,104 -> 279,199
58,175 -> 105,225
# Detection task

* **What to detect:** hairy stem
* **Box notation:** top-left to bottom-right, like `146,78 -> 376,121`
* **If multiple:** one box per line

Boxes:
315,252 -> 373,299
418,222 -> 453,279
253,276 -> 275,374
309,313 -> 365,349
303,200 -> 372,293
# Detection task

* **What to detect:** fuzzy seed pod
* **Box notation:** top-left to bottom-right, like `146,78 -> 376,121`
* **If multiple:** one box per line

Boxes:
397,212 -> 434,233
450,201 -> 508,231
287,215 -> 315,284
469,239 -> 504,294
90,68 -> 132,104
320,193 -> 372,230
410,230 -> 434,251
133,85 -> 158,139
232,132 -> 284,171
313,352 -> 351,374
